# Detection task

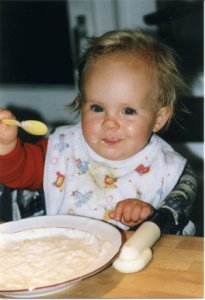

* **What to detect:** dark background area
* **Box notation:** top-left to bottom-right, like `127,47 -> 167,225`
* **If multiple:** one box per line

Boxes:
144,0 -> 203,144
0,0 -> 74,84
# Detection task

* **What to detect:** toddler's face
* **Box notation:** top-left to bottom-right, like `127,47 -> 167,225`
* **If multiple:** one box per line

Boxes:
81,54 -> 167,160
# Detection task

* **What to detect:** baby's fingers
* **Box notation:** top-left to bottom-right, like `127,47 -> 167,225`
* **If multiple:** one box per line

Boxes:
138,205 -> 153,221
109,201 -> 124,221
0,109 -> 15,122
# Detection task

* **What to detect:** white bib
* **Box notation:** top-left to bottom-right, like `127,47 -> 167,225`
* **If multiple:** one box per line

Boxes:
44,123 -> 186,230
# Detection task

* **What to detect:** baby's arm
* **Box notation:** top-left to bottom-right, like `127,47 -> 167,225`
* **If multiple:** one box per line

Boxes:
0,109 -> 48,190
109,162 -> 197,231
0,109 -> 18,155
159,162 -> 197,234
0,138 -> 47,190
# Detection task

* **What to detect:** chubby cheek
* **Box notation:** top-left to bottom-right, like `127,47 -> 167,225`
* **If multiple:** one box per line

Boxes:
81,117 -> 100,145
125,123 -> 144,141
125,123 -> 152,148
126,124 -> 138,136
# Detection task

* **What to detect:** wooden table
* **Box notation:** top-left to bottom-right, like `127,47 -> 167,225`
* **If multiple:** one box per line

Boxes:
47,232 -> 204,299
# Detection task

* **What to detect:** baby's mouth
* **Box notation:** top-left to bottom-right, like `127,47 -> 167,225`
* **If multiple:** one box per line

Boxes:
102,137 -> 121,145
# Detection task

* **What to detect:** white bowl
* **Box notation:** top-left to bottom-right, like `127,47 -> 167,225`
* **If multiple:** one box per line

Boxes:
0,215 -> 122,298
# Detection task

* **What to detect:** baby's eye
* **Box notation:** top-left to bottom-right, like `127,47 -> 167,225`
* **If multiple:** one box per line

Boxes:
123,107 -> 137,115
90,104 -> 104,112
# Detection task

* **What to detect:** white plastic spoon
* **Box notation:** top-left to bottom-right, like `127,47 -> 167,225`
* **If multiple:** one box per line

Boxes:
2,119 -> 48,135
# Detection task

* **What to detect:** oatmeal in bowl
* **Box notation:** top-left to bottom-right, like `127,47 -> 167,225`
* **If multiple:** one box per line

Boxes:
0,215 -> 122,298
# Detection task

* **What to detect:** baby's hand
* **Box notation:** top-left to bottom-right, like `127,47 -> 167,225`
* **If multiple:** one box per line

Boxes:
109,199 -> 154,227
0,109 -> 18,155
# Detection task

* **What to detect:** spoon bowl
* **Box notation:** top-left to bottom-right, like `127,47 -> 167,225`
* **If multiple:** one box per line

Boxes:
2,119 -> 48,135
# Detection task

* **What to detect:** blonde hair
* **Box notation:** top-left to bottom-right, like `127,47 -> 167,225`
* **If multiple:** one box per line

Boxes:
72,29 -> 187,127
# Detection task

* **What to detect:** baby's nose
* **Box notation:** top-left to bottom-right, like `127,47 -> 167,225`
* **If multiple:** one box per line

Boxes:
102,115 -> 120,130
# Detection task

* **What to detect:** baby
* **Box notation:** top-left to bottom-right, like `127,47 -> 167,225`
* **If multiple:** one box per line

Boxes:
0,30 -> 196,233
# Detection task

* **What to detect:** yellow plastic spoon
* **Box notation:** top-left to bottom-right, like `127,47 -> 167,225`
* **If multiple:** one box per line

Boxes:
2,119 -> 48,135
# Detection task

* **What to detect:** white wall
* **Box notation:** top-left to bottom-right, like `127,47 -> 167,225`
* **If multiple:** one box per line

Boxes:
0,85 -> 78,127
68,0 -> 157,36
116,0 -> 157,30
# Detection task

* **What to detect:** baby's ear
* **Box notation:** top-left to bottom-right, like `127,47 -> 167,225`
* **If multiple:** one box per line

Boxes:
153,106 -> 172,133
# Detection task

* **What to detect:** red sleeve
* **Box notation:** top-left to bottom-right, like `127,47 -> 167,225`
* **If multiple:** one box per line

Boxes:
0,138 -> 48,190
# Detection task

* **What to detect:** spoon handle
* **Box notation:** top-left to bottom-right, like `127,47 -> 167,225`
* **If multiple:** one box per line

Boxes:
2,119 -> 21,126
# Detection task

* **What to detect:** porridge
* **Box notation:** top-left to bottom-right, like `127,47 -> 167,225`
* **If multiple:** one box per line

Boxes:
0,227 -> 110,290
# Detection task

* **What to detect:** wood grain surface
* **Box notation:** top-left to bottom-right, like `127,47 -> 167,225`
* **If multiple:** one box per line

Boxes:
48,232 -> 204,299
